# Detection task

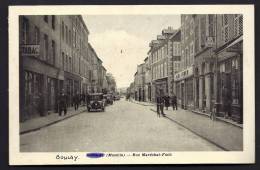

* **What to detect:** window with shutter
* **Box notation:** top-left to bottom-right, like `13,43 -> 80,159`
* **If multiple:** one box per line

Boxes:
239,15 -> 243,35
223,15 -> 229,42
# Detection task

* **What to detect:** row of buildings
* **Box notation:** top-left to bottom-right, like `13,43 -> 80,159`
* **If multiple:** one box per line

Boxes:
19,15 -> 116,122
128,14 -> 243,123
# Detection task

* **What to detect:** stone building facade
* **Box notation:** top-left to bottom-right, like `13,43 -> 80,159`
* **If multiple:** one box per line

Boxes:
149,27 -> 177,101
193,14 -> 217,113
214,14 -> 243,123
175,15 -> 195,110
19,15 -> 107,122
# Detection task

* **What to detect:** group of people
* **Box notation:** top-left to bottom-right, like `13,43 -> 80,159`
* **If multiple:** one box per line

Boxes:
156,94 -> 177,118
58,89 -> 89,116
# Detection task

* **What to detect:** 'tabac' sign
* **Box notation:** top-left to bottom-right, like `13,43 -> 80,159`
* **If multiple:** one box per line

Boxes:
20,45 -> 40,56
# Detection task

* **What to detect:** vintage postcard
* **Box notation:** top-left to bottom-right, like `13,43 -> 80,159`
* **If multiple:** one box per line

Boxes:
9,5 -> 255,165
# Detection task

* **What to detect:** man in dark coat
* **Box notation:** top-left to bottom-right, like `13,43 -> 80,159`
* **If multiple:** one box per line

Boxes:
58,89 -> 67,116
73,92 -> 80,110
172,94 -> 178,110
156,93 -> 165,117
164,95 -> 170,110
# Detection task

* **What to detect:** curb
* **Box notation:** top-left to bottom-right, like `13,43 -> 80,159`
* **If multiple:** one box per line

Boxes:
192,110 -> 243,129
149,108 -> 229,151
20,109 -> 86,135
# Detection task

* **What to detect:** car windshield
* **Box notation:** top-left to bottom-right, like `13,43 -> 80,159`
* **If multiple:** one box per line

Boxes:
90,95 -> 103,100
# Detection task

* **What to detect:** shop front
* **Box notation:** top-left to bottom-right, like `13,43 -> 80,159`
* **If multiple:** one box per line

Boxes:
64,71 -> 82,107
21,54 -> 61,121
216,36 -> 243,123
153,78 -> 168,98
174,66 -> 194,110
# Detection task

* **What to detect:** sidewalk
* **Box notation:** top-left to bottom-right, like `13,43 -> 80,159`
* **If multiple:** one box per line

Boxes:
132,100 -> 243,151
20,106 -> 86,134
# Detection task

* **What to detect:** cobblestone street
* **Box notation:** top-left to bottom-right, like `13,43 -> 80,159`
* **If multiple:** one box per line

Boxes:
20,100 -> 222,152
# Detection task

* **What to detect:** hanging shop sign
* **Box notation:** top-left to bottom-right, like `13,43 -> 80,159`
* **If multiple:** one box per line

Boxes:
20,44 -> 40,56
205,36 -> 215,47
174,66 -> 193,81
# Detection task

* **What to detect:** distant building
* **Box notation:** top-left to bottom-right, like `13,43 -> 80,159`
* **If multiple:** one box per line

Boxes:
149,27 -> 177,101
134,64 -> 145,101
144,57 -> 152,102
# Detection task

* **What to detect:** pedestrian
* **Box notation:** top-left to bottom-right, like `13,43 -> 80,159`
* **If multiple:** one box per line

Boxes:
156,95 -> 161,117
73,92 -> 80,110
171,94 -> 178,111
159,95 -> 166,117
156,89 -> 166,117
164,95 -> 170,110
58,89 -> 67,116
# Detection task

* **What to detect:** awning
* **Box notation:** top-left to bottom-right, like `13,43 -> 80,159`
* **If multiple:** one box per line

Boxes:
225,35 -> 243,53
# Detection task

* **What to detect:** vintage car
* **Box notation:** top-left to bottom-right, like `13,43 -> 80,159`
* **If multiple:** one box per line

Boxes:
87,93 -> 105,112
114,95 -> 120,100
104,93 -> 114,105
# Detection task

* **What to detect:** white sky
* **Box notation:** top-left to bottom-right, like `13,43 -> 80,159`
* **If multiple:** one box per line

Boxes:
83,15 -> 180,88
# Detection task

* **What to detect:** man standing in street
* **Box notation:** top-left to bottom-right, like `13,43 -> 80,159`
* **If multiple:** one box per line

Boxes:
58,89 -> 67,116
73,92 -> 80,110
171,93 -> 178,111
156,89 -> 166,117
164,95 -> 170,110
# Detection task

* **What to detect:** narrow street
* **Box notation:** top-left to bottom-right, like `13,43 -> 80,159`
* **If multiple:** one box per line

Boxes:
20,99 -> 222,152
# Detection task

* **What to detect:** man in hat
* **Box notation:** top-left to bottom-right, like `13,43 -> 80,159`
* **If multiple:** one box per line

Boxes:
58,89 -> 68,116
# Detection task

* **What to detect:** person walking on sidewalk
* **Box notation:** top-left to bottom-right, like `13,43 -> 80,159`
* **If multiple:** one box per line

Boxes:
164,95 -> 170,110
171,94 -> 178,111
156,95 -> 161,117
156,90 -> 166,117
58,89 -> 68,116
73,92 -> 80,110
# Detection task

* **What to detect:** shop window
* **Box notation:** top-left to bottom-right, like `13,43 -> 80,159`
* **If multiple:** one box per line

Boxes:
220,63 -> 225,73
24,71 -> 43,109
232,76 -> 239,105
232,58 -> 239,70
